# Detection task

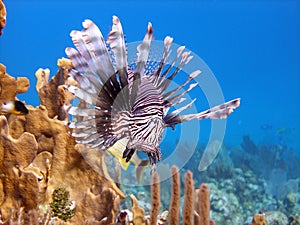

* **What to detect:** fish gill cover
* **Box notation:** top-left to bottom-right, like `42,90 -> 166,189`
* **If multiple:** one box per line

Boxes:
64,16 -> 240,185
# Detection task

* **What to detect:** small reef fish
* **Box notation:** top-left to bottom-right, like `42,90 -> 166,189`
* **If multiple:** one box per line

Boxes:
107,138 -> 149,183
0,100 -> 29,115
65,16 -> 240,173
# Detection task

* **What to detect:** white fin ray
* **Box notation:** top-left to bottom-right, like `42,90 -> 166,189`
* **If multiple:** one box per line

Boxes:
66,85 -> 99,105
167,83 -> 198,105
135,23 -> 154,76
81,19 -> 115,77
107,16 -> 128,71
163,99 -> 196,123
166,98 -> 241,126
163,70 -> 201,99
67,106 -> 96,117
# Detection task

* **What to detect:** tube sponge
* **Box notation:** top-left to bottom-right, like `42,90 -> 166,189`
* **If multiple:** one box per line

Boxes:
150,172 -> 160,225
183,170 -> 194,225
169,166 -> 180,225
199,183 -> 210,225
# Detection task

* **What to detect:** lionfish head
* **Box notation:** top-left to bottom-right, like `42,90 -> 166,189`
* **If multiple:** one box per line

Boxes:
65,16 -> 240,172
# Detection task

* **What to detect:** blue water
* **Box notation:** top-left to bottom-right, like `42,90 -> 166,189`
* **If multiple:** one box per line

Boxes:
1,1 -> 299,156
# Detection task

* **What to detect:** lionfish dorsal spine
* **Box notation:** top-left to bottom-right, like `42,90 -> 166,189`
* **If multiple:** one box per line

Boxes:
135,22 -> 153,77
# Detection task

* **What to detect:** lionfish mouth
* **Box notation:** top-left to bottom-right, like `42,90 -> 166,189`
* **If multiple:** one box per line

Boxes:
65,16 -> 240,172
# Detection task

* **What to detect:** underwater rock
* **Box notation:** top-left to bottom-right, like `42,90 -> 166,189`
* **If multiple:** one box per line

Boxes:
0,0 -> 6,35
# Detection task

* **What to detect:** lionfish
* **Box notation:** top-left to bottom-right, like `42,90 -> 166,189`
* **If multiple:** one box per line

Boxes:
65,16 -> 240,172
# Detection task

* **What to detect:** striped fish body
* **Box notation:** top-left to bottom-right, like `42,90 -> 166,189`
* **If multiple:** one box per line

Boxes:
66,16 -> 240,172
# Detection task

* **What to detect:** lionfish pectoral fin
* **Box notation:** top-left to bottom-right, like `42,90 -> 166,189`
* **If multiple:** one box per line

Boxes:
122,147 -> 136,163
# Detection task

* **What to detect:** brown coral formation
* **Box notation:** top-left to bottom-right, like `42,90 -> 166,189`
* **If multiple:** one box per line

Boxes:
169,166 -> 180,225
0,64 -> 30,103
124,166 -> 215,225
0,0 -> 6,35
150,172 -> 160,225
0,64 -> 125,224
35,58 -> 73,120
198,184 -> 211,225
183,171 -> 194,225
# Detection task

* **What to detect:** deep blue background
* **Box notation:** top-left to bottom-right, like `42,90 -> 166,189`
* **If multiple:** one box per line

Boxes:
0,0 -> 299,153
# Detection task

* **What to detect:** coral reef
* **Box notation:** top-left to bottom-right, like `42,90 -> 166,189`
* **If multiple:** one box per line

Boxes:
0,64 -> 124,224
0,0 -> 6,35
1,10 -> 298,223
